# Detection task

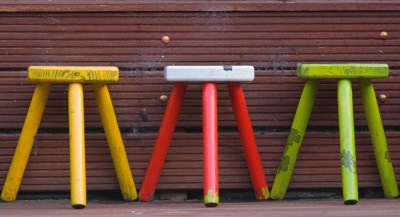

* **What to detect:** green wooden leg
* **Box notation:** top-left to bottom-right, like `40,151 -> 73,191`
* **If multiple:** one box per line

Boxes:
359,79 -> 399,198
338,79 -> 358,205
270,79 -> 319,199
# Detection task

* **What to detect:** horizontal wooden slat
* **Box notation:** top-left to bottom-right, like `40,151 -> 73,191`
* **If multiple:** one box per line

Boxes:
1,9 -> 400,193
0,13 -> 400,25
0,1 -> 400,12
0,11 -> 399,68
0,70 -> 399,129
1,131 -> 400,191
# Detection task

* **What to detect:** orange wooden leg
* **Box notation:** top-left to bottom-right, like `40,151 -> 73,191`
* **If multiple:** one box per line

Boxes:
228,82 -> 269,200
203,82 -> 219,207
139,82 -> 187,201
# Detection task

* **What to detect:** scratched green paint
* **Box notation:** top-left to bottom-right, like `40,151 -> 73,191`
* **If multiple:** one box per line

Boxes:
337,79 -> 358,204
256,186 -> 269,200
341,150 -> 356,173
204,189 -> 219,206
270,80 -> 319,200
297,63 -> 388,79
273,64 -> 396,204
359,79 -> 399,198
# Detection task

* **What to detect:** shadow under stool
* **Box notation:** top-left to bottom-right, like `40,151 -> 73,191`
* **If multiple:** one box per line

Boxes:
270,63 -> 399,204
138,66 -> 269,207
1,66 -> 137,208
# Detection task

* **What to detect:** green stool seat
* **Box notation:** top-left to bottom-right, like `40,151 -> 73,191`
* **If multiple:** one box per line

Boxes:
271,63 -> 399,205
297,63 -> 388,79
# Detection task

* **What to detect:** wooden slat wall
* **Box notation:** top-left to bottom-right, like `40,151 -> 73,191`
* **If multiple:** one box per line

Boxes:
1,0 -> 400,12
1,1 -> 400,193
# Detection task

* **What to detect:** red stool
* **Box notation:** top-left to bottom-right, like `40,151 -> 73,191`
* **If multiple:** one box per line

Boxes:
139,66 -> 269,207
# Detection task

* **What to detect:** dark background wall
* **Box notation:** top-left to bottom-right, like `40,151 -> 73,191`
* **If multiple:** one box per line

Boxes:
1,0 -> 400,193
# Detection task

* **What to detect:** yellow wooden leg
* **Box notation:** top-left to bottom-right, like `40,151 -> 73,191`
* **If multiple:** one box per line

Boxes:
68,83 -> 86,209
1,83 -> 51,202
93,83 -> 137,201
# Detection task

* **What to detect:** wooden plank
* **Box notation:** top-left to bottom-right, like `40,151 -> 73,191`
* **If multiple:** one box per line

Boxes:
3,199 -> 400,217
0,73 -> 400,129
1,21 -> 400,32
1,46 -> 400,56
1,14 -> 400,25
1,9 -> 400,193
0,11 -> 397,69
0,1 -> 400,12
1,132 -> 400,191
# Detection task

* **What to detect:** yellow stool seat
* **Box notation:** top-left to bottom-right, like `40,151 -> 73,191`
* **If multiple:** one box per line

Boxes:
1,66 -> 137,209
28,66 -> 119,83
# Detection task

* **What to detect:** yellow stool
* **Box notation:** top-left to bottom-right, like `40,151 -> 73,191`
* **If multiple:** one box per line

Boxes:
1,66 -> 137,208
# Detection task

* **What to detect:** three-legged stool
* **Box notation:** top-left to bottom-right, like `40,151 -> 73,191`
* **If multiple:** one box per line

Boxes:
270,63 -> 399,204
139,66 -> 269,207
1,66 -> 137,208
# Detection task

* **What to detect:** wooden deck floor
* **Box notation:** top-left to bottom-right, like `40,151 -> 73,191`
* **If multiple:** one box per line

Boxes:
1,198 -> 399,217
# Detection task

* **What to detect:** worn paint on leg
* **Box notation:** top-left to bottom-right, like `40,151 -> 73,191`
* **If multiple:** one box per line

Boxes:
204,189 -> 219,207
203,82 -> 219,207
271,80 -> 319,200
228,82 -> 269,200
258,186 -> 269,200
338,79 -> 358,205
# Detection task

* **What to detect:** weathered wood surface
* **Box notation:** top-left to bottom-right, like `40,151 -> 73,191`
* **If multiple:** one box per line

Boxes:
0,5 -> 400,193
1,132 -> 400,191
2,199 -> 400,217
0,0 -> 400,12
1,70 -> 399,129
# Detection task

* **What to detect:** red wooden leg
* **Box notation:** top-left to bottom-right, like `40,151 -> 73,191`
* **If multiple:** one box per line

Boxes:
228,82 -> 269,200
202,82 -> 219,207
139,82 -> 187,201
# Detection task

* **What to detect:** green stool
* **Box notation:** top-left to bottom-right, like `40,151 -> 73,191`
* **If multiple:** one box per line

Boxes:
271,63 -> 399,204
